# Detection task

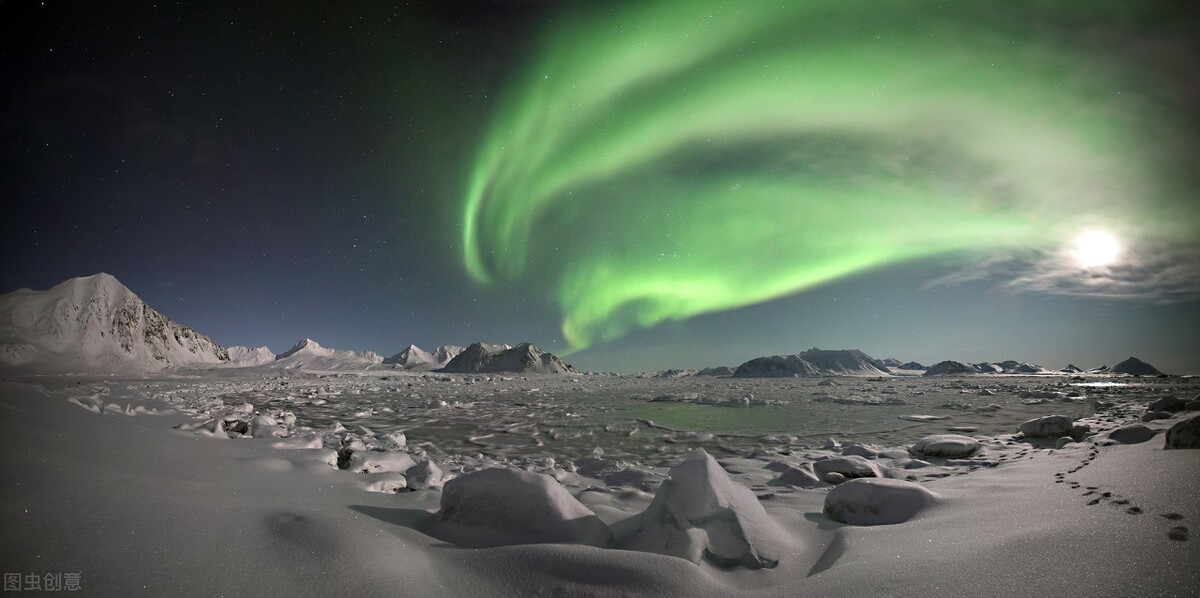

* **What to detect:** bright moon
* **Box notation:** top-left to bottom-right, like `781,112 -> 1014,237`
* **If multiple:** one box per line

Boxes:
1071,230 -> 1121,269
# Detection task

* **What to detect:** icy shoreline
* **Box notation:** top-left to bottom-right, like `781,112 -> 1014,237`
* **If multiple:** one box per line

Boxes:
1,375 -> 1197,596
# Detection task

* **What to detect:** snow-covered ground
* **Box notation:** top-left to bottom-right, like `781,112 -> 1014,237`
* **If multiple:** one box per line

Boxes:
0,372 -> 1196,596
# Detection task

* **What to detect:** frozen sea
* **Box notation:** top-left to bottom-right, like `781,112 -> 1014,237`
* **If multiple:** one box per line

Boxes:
140,372 -> 1183,467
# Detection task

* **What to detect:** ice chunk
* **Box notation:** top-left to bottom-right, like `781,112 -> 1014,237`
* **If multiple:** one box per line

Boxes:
623,449 -> 783,569
405,459 -> 445,490
346,451 -> 416,474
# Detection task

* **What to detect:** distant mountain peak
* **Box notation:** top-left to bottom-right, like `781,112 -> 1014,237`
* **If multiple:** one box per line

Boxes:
440,341 -> 576,374
279,338 -> 329,358
733,348 -> 890,378
1110,356 -> 1162,376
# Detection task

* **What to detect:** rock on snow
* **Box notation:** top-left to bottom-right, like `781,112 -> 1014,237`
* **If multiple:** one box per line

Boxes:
1018,415 -> 1075,438
910,434 -> 981,458
1165,415 -> 1200,450
1105,424 -> 1157,445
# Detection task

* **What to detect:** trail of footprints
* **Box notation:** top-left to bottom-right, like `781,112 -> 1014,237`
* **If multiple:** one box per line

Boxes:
1053,445 -> 1188,542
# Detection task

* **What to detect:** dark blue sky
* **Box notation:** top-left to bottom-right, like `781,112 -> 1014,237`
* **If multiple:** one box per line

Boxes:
3,1 -> 1198,374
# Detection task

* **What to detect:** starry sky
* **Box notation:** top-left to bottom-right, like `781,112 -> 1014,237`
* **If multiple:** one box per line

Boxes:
3,1 -> 1199,374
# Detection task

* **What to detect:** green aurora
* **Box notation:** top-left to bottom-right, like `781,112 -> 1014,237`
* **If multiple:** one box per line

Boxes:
462,0 -> 1197,350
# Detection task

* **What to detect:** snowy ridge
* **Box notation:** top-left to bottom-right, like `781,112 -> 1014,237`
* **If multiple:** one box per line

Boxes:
384,344 -> 464,370
734,348 -> 891,378
0,273 -> 228,372
269,338 -> 384,370
227,346 -> 276,366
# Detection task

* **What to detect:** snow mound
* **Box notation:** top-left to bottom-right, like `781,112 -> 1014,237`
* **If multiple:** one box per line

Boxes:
429,468 -> 611,548
346,451 -> 416,474
733,348 -> 890,378
910,434 -> 980,458
440,342 -> 577,374
623,449 -> 784,569
824,478 -> 939,526
695,366 -> 735,377
0,273 -> 229,372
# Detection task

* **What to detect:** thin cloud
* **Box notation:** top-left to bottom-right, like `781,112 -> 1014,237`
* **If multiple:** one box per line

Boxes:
926,240 -> 1200,303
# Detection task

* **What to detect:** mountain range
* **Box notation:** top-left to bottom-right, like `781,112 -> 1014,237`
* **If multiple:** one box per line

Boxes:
0,273 -> 1169,376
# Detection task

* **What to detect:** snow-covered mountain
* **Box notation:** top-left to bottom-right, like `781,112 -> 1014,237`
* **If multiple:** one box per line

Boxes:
384,344 -> 465,370
433,345 -> 464,365
924,361 -> 977,376
1109,357 -> 1163,376
440,342 -> 577,374
0,273 -> 229,372
733,348 -> 891,378
226,346 -> 276,366
270,338 -> 384,370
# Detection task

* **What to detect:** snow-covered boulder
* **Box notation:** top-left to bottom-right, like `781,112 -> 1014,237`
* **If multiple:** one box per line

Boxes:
623,449 -> 783,569
361,473 -> 408,494
1165,416 -> 1200,450
824,478 -> 939,526
812,455 -> 881,479
430,468 -> 611,548
1018,415 -> 1075,438
909,434 -> 980,458
1105,424 -> 1156,445
1148,396 -> 1187,413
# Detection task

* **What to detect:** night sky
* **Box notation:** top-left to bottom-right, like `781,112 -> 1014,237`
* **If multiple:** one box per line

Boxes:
3,1 -> 1199,373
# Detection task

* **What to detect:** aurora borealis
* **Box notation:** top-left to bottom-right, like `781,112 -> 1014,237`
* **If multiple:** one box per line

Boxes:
463,0 -> 1199,350
3,0 -> 1198,373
